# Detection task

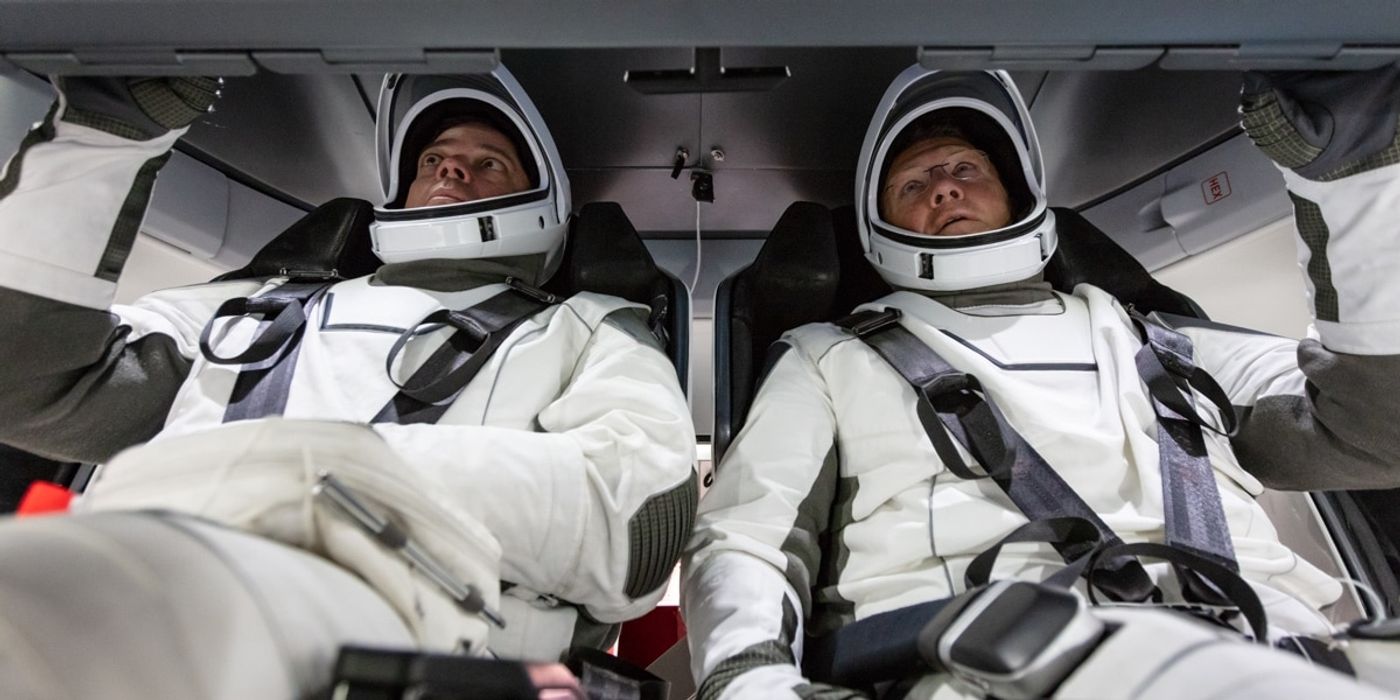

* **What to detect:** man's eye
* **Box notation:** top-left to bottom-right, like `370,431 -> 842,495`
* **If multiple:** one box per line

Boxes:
901,179 -> 926,196
481,158 -> 504,171
952,161 -> 979,179
421,154 -> 441,168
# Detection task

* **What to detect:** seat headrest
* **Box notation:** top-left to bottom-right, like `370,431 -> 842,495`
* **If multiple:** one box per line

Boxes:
738,201 -> 843,329
1045,207 -> 1205,319
545,201 -> 668,307
830,205 -> 893,314
213,198 -> 381,282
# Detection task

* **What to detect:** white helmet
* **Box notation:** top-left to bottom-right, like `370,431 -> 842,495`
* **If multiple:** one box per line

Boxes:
856,67 -> 1057,292
370,65 -> 571,267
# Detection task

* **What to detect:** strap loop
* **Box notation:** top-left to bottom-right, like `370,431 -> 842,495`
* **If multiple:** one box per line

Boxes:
374,286 -> 555,425
1087,541 -> 1269,643
199,283 -> 328,366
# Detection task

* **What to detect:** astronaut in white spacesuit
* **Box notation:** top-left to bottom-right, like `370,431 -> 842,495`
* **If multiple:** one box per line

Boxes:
682,67 -> 1400,699
0,68 -> 696,699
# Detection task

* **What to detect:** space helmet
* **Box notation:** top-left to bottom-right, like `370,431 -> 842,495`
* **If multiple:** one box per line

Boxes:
855,67 -> 1057,292
369,65 -> 570,268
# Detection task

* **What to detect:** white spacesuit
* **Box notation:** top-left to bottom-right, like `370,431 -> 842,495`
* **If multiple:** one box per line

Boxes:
682,67 -> 1400,699
0,67 -> 696,699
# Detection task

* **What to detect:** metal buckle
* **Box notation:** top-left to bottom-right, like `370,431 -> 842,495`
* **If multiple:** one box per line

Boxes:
506,276 -> 560,304
847,308 -> 902,337
278,267 -> 340,281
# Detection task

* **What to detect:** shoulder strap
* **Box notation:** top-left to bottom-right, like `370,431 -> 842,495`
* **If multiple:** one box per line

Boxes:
1128,307 -> 1242,605
372,278 -> 557,425
198,278 -> 335,423
837,308 -> 1156,603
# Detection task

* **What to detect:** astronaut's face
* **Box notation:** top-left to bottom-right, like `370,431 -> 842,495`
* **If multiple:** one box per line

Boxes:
403,122 -> 531,209
880,136 -> 1013,237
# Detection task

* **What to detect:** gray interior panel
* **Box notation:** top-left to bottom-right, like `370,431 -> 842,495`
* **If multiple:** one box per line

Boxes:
1032,69 -> 1243,208
182,73 -> 379,207
1079,174 -> 1186,272
3,1 -> 1400,55
1161,133 -> 1291,256
0,63 -> 51,168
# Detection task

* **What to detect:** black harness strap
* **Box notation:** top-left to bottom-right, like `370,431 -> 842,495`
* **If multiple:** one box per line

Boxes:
839,308 -> 1156,603
804,307 -> 1272,688
1129,309 -> 1242,604
1132,310 -> 1239,560
372,279 -> 556,425
200,279 -> 334,423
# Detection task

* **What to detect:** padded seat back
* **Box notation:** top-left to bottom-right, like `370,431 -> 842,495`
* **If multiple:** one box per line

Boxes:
713,203 -> 859,462
545,201 -> 690,393
712,203 -> 1203,465
213,198 -> 382,282
213,198 -> 687,388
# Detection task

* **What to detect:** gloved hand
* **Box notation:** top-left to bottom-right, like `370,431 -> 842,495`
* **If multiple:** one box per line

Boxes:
54,75 -> 222,141
1240,66 -> 1400,181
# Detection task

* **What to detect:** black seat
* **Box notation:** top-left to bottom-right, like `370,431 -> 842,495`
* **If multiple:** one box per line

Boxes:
712,202 -> 1203,465
214,197 -> 689,391
1,195 -> 686,509
545,201 -> 690,393
213,198 -> 382,282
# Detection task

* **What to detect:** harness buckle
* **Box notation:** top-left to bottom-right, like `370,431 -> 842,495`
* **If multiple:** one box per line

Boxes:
846,308 -> 902,337
505,276 -> 560,305
277,267 -> 340,281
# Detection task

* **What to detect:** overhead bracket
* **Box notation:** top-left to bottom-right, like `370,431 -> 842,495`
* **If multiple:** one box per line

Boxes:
1160,44 -> 1400,71
254,49 -> 498,74
6,50 -> 257,76
625,48 -> 789,95
918,46 -> 1162,71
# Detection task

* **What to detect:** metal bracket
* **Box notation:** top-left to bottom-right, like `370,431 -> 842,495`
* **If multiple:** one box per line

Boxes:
626,47 -> 789,95
1160,44 -> 1400,71
918,46 -> 1162,71
253,48 -> 498,74
5,50 -> 257,76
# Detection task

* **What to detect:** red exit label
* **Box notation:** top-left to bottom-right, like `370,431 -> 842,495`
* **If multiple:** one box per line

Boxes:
1202,171 -> 1231,205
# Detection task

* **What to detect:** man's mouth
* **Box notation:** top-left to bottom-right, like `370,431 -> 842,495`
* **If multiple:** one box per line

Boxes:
935,214 -> 971,235
426,190 -> 465,205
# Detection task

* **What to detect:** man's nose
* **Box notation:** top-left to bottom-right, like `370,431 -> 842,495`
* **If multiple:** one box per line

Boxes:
436,156 -> 471,182
927,172 -> 964,207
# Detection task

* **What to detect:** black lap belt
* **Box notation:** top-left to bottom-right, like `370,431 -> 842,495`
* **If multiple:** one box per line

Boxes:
1129,308 -> 1242,604
838,308 -> 1156,603
372,279 -> 557,425
199,278 -> 335,423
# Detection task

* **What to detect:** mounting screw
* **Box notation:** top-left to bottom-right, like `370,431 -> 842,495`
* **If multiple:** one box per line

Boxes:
710,147 -> 726,162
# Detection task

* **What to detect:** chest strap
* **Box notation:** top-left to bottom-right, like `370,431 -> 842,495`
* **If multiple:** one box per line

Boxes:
199,278 -> 335,423
372,278 -> 557,425
838,307 -> 1156,603
1129,307 -> 1242,605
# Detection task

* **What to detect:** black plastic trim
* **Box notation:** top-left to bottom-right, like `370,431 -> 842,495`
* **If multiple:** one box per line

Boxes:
1073,126 -> 1243,212
711,266 -> 744,467
1312,491 -> 1400,619
941,331 -> 1096,372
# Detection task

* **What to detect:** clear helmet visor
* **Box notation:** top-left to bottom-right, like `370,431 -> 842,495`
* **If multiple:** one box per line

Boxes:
855,68 -> 1057,291
370,66 -> 571,265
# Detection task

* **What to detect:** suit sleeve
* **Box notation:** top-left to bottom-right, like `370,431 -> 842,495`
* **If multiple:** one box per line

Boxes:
1166,71 -> 1400,491
682,338 -> 867,700
0,91 -> 210,462
371,307 -> 699,622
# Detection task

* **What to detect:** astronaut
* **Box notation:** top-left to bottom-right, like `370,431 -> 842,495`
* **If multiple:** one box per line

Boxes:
0,69 -> 696,699
682,67 -> 1400,699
